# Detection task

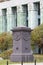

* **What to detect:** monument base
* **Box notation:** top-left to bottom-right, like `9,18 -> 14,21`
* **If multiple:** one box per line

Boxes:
10,27 -> 34,62
10,53 -> 34,62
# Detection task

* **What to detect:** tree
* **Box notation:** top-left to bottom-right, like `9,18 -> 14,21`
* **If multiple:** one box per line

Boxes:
0,32 -> 12,52
31,24 -> 43,54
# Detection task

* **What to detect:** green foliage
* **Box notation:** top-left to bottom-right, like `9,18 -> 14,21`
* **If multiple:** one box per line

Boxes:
31,24 -> 43,48
0,49 -> 12,59
34,54 -> 43,62
0,32 -> 13,52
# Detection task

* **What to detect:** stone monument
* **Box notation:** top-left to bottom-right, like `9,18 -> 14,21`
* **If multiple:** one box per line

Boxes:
10,27 -> 34,62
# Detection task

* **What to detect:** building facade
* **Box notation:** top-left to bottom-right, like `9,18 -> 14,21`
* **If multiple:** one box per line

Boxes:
0,0 -> 43,53
0,0 -> 42,33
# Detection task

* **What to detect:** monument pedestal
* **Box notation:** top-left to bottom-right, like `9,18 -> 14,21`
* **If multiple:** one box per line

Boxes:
10,27 -> 34,62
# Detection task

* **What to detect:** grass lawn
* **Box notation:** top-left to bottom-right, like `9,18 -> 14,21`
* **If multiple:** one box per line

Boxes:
0,60 -> 8,65
0,54 -> 43,65
0,59 -> 21,65
34,54 -> 43,62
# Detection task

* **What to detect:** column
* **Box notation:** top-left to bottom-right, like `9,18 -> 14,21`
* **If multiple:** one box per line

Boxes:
0,10 -> 2,33
17,5 -> 27,27
28,3 -> 38,29
40,1 -> 43,24
7,7 -> 12,32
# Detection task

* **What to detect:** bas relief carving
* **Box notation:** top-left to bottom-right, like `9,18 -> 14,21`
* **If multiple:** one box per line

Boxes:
13,32 -> 30,41
22,32 -> 31,41
13,32 -> 21,41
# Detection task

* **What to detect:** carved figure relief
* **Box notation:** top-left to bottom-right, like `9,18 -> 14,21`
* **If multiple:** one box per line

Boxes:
13,32 -> 21,41
13,32 -> 30,41
22,32 -> 30,41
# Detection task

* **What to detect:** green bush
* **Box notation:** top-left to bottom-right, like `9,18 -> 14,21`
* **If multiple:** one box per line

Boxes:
0,32 -> 13,52
31,24 -> 43,52
0,49 -> 13,59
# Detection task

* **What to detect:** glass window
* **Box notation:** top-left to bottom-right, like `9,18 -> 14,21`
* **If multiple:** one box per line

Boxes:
38,18 -> 40,25
2,9 -> 7,32
22,4 -> 28,27
12,7 -> 17,27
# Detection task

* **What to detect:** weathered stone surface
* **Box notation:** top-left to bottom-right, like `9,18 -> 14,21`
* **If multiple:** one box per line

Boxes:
10,27 -> 34,62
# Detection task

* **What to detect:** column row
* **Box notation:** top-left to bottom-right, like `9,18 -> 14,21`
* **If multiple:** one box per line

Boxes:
0,3 -> 38,32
